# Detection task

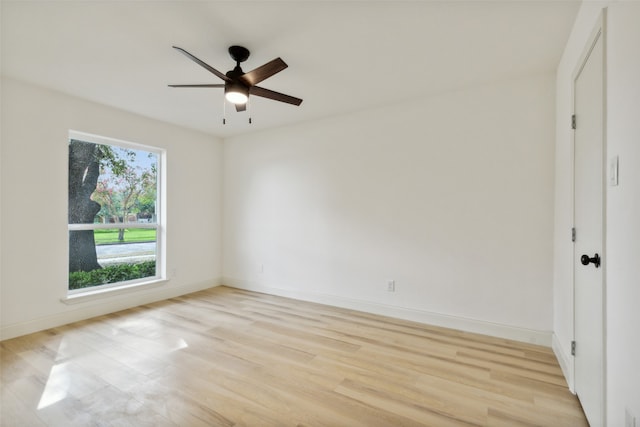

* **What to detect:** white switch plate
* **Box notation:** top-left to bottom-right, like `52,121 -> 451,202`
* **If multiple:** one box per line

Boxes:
609,155 -> 619,186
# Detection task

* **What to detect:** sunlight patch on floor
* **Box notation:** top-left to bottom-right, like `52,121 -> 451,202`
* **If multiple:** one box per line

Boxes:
37,363 -> 69,410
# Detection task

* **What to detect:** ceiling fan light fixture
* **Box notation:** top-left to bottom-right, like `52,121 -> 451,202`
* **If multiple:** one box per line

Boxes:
225,82 -> 249,105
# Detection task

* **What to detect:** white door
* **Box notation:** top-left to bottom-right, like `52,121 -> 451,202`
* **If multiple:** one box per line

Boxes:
573,22 -> 605,427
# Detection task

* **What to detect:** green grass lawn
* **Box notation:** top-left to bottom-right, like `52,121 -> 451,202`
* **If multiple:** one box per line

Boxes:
94,228 -> 156,245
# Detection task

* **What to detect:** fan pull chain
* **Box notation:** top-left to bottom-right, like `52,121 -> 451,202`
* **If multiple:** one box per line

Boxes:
222,98 -> 227,125
248,98 -> 252,124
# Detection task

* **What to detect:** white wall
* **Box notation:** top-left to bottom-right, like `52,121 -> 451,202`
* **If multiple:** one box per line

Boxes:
0,77 -> 223,340
554,1 -> 640,425
224,73 -> 556,344
604,2 -> 640,425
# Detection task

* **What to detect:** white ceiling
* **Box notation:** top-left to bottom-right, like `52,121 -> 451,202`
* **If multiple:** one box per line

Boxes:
1,1 -> 580,139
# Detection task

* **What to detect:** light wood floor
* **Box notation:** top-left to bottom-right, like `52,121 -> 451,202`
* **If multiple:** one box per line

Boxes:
1,286 -> 587,426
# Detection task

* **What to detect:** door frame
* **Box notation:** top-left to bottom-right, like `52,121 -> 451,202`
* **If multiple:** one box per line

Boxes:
571,9 -> 607,425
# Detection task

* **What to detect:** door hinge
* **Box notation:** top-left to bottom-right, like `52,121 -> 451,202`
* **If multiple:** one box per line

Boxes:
572,227 -> 576,242
571,340 -> 576,356
571,114 -> 577,130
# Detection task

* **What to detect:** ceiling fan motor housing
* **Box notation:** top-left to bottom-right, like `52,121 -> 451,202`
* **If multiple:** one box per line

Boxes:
224,64 -> 249,104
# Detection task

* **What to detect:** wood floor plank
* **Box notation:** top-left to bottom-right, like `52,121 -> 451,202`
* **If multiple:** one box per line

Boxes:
0,286 -> 588,426
0,384 -> 48,427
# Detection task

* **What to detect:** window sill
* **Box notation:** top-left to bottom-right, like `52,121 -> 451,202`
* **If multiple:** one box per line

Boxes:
61,278 -> 167,305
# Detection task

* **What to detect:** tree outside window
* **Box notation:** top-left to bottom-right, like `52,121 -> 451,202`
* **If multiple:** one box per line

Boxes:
68,133 -> 163,292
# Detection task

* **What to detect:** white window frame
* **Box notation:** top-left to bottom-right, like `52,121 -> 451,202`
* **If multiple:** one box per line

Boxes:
66,130 -> 166,299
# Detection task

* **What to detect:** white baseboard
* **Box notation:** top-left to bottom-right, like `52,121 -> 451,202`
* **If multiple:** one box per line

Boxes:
0,278 -> 222,341
552,332 -> 575,392
223,277 -> 553,347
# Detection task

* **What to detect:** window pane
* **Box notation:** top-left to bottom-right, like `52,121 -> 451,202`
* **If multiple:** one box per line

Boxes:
68,228 -> 157,290
68,140 -> 158,225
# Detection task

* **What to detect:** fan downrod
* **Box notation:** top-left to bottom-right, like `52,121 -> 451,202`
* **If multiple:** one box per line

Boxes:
228,45 -> 250,64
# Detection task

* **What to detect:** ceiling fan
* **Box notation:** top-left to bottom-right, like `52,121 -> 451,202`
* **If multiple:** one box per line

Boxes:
169,45 -> 303,114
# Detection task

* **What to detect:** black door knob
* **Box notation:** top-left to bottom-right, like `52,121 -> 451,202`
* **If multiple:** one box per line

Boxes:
580,253 -> 601,268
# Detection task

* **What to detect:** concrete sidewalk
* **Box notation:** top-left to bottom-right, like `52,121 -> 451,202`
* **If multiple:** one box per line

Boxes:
96,242 -> 156,266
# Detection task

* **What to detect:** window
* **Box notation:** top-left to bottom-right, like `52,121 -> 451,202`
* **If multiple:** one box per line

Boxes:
68,131 -> 164,295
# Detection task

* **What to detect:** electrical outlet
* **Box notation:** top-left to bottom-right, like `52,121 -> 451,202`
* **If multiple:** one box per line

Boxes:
626,408 -> 636,427
387,280 -> 395,292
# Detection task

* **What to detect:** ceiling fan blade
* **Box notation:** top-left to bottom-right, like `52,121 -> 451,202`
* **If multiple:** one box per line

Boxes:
240,58 -> 288,86
235,103 -> 247,112
168,84 -> 225,88
250,86 -> 303,106
172,46 -> 230,82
